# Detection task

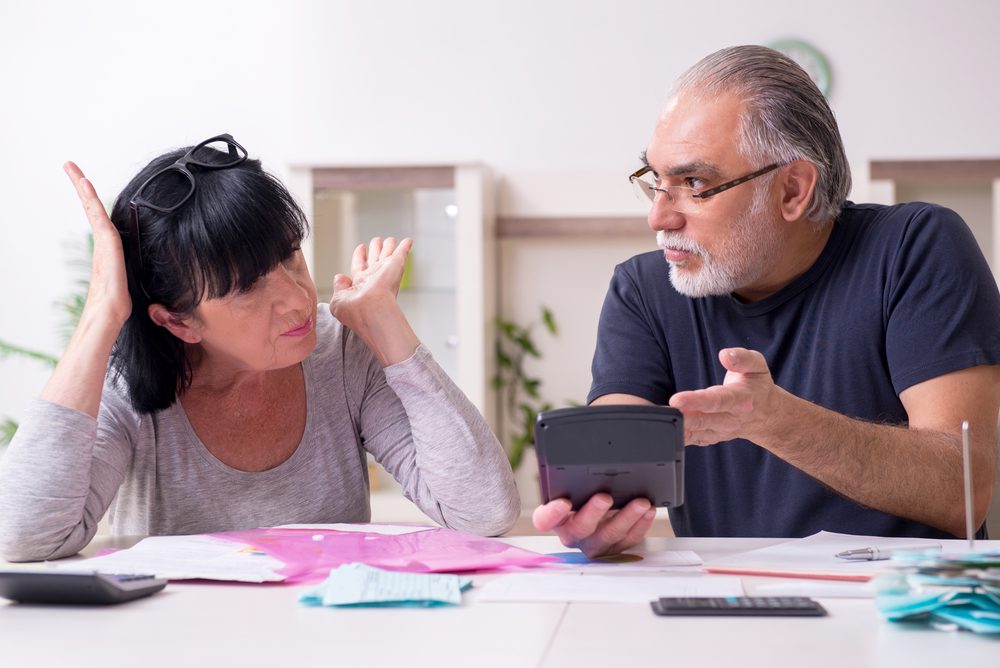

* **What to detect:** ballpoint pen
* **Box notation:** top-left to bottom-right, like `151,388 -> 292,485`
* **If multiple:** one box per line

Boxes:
835,544 -> 943,561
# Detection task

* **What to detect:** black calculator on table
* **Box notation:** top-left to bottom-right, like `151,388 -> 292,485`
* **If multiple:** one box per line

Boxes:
651,596 -> 827,617
0,570 -> 167,605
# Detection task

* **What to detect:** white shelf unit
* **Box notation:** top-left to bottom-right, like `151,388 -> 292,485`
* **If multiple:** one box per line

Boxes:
288,164 -> 497,427
286,165 -> 498,502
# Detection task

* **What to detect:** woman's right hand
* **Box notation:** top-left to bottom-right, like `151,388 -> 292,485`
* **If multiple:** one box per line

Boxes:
64,162 -> 132,327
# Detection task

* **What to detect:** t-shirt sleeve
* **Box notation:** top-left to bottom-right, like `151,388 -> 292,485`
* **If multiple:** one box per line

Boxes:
884,204 -> 1000,393
588,260 -> 675,405
341,333 -> 519,536
0,381 -> 135,561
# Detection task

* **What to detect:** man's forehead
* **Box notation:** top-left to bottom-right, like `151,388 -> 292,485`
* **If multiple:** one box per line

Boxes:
645,92 -> 744,174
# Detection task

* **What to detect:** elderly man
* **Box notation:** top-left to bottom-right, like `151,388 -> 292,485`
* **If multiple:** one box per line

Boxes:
534,45 -> 1000,557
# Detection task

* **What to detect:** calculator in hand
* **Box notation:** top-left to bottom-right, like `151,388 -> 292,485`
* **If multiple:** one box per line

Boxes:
0,570 -> 167,605
651,596 -> 827,617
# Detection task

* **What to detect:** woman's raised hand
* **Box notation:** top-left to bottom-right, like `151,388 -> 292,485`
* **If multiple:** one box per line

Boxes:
330,236 -> 412,311
38,163 -> 134,417
329,236 -> 420,366
64,162 -> 132,327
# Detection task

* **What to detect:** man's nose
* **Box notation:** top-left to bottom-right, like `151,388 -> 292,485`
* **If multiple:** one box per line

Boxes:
647,192 -> 686,233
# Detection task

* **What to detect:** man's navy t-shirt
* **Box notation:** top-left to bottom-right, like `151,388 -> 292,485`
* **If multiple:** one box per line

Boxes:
589,202 -> 1000,539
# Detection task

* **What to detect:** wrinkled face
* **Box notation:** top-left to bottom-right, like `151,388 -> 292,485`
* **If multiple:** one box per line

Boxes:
189,249 -> 318,372
644,92 -> 785,298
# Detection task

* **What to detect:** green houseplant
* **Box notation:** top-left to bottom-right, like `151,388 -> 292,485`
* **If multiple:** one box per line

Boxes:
493,305 -> 558,470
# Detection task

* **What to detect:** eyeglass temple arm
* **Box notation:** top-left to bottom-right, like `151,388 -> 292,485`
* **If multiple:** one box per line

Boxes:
628,165 -> 652,182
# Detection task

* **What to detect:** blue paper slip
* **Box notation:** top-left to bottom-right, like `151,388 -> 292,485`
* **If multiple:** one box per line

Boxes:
298,563 -> 473,608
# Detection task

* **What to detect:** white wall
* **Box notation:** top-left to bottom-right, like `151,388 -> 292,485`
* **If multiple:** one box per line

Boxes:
3,0 -> 1000,430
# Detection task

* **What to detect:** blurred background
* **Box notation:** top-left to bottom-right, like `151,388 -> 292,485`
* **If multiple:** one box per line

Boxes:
2,0 -> 999,529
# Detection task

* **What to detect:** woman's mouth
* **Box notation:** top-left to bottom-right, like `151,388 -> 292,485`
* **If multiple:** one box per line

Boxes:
282,317 -> 313,337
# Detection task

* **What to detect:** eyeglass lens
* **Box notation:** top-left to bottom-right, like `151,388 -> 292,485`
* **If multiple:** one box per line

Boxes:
631,174 -> 700,214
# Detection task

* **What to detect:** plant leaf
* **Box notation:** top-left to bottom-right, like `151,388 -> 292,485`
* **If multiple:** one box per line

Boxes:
508,434 -> 528,470
0,418 -> 17,447
521,378 -> 541,398
542,307 -> 557,335
514,334 -> 540,357
0,340 -> 59,367
498,320 -> 518,338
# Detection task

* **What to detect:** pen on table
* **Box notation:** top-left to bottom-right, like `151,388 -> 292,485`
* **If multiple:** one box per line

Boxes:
834,544 -> 943,561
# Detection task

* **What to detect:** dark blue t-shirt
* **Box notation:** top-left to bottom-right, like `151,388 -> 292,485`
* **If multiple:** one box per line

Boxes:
589,202 -> 1000,539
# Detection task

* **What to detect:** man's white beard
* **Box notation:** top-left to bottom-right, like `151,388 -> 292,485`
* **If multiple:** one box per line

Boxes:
657,187 -> 783,298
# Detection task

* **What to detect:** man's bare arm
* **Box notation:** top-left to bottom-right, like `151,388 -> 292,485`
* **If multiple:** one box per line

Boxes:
672,349 -> 1000,537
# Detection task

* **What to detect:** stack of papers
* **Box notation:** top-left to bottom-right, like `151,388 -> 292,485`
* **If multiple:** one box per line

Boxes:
875,550 -> 1000,634
57,524 -> 556,583
54,534 -> 286,582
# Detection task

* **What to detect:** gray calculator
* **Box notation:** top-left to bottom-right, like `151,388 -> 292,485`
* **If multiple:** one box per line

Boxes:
0,570 -> 167,605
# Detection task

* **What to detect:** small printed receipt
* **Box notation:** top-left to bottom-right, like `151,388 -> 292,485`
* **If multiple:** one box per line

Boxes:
299,563 -> 472,607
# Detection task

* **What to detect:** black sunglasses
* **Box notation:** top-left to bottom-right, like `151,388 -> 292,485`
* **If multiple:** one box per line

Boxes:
126,133 -> 248,298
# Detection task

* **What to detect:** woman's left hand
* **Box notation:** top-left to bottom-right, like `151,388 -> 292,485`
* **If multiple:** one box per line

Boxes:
330,237 -> 420,366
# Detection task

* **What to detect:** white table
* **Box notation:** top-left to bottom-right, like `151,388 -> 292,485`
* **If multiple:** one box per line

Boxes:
1,535 -> 996,667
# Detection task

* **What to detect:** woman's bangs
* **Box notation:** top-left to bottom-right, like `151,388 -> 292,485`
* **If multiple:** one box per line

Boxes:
178,170 -> 307,301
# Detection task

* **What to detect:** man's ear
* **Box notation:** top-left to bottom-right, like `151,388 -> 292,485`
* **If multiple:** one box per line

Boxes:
778,160 -> 819,223
148,304 -> 202,344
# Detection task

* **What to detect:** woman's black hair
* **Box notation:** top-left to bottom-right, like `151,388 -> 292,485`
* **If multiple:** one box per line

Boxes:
108,142 -> 308,413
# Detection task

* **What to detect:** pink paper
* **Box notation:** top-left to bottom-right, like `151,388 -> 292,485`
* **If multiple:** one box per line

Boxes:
209,526 -> 558,584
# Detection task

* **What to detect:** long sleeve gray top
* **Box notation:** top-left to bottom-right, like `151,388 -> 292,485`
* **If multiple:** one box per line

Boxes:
0,308 -> 519,562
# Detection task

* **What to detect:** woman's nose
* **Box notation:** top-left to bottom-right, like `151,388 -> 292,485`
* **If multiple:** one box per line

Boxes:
271,264 -> 313,309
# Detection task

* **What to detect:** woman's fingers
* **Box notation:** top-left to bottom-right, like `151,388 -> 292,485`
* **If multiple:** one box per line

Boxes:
346,237 -> 414,291
394,237 -> 413,259
350,243 -> 367,276
368,237 -> 382,265
64,162 -> 114,234
332,273 -> 353,293
63,161 -> 133,325
381,236 -> 397,260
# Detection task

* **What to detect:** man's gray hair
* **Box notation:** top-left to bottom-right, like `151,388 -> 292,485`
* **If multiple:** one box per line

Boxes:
674,45 -> 851,225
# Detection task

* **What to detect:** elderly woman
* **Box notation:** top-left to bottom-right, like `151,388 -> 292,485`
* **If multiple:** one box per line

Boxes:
0,134 -> 518,562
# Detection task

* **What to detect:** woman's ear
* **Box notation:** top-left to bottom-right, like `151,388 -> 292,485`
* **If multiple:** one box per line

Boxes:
147,304 -> 202,344
778,160 -> 819,223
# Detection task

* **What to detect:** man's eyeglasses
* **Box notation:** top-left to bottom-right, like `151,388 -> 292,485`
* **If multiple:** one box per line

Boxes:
628,162 -> 785,214
127,133 -> 248,298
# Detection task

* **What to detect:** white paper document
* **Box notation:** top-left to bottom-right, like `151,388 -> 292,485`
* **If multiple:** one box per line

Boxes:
703,531 -> 947,581
53,534 -> 285,582
746,579 -> 876,599
476,573 -> 743,603
275,523 -> 435,536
